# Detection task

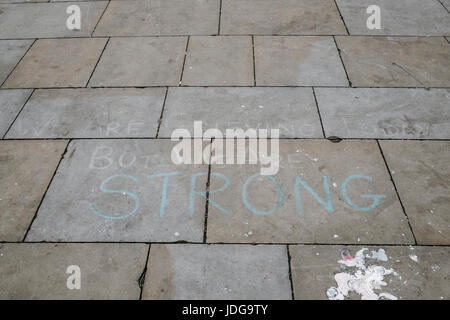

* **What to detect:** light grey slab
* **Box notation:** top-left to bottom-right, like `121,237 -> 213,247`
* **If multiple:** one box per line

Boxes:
142,244 -> 292,299
159,87 -> 323,138
442,0 -> 450,11
254,36 -> 349,86
336,0 -> 450,36
315,88 -> 450,139
0,40 -> 33,85
0,243 -> 148,299
26,139 -> 208,242
6,88 -> 166,138
0,89 -> 31,136
380,140 -> 450,245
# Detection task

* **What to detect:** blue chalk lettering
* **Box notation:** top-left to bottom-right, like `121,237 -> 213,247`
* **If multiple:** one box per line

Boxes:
190,172 -> 231,216
294,176 -> 334,216
242,173 -> 283,215
148,171 -> 183,217
341,175 -> 386,211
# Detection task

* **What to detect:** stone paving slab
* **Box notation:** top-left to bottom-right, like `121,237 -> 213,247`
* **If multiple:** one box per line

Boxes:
221,0 -> 347,35
26,139 -> 208,242
0,243 -> 148,299
380,141 -> 450,245
93,0 -> 220,36
336,36 -> 450,87
289,245 -> 449,300
0,40 -> 33,85
159,87 -> 323,138
181,36 -> 253,86
0,89 -> 32,137
0,2 -> 108,39
254,36 -> 349,86
0,140 -> 67,241
6,88 -> 166,138
206,139 -> 414,244
3,38 -> 107,88
89,37 -> 186,87
442,0 -> 450,11
336,0 -> 450,36
315,88 -> 450,139
142,244 -> 292,299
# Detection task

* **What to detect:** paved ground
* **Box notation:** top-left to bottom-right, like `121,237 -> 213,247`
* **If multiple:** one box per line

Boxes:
0,0 -> 449,300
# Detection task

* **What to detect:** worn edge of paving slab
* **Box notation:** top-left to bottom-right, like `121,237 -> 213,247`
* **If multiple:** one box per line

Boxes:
0,89 -> 32,137
0,40 -> 34,85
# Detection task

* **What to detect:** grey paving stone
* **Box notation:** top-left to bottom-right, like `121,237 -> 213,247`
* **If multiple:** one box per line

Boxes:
336,36 -> 450,87
0,40 -> 33,85
93,0 -> 220,36
290,245 -> 450,300
26,139 -> 208,242
0,2 -> 108,39
380,141 -> 450,245
89,37 -> 186,87
206,139 -> 414,244
6,88 -> 166,138
336,0 -> 450,36
0,140 -> 67,241
315,88 -> 450,139
142,244 -> 292,299
0,243 -> 148,299
221,0 -> 347,35
182,36 -> 253,86
3,38 -> 107,88
254,36 -> 349,86
159,87 -> 323,138
442,0 -> 450,11
0,89 -> 32,137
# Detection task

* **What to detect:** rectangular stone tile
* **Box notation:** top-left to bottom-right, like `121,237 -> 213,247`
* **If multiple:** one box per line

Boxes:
316,88 -> 450,139
380,141 -> 450,245
442,0 -> 450,11
3,38 -> 107,88
336,36 -> 450,87
221,0 -> 347,35
93,0 -> 220,36
0,243 -> 148,299
336,0 -> 450,36
0,40 -> 33,85
0,140 -> 67,241
26,139 -> 208,242
89,37 -> 186,87
142,244 -> 291,299
159,87 -> 323,138
182,36 -> 253,86
0,89 -> 32,137
0,2 -> 108,39
206,139 -> 414,244
254,36 -> 349,86
6,88 -> 166,138
289,245 -> 450,300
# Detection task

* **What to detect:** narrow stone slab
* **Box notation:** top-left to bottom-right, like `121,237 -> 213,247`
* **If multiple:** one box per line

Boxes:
93,0 -> 220,36
336,0 -> 450,36
0,140 -> 67,241
6,88 -> 166,138
290,245 -> 450,300
315,88 -> 450,139
142,244 -> 291,299
206,139 -> 414,244
336,36 -> 450,87
221,0 -> 347,35
380,141 -> 450,245
0,243 -> 148,299
159,87 -> 322,138
0,40 -> 33,85
0,2 -> 108,39
26,140 -> 208,242
182,36 -> 253,86
0,89 -> 32,137
3,38 -> 107,88
254,36 -> 349,86
89,37 -> 186,87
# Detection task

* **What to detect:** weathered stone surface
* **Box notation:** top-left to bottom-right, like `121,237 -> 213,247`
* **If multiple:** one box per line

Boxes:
0,243 -> 148,299
0,40 -> 33,85
0,89 -> 32,137
6,88 -> 166,138
380,140 -> 450,245
0,140 -> 67,241
142,244 -> 292,299
315,88 -> 450,139
442,0 -> 450,11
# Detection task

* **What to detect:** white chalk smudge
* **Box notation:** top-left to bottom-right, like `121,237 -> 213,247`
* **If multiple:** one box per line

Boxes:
409,254 -> 419,263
